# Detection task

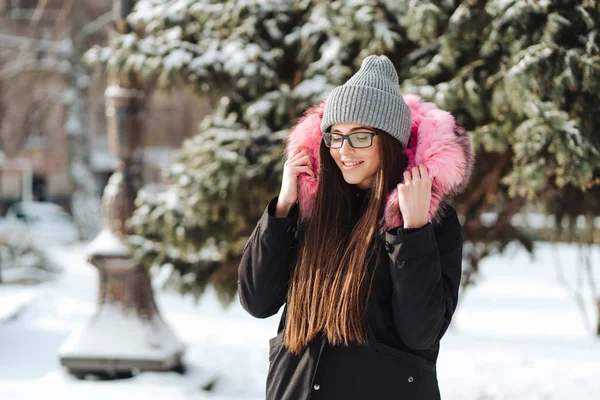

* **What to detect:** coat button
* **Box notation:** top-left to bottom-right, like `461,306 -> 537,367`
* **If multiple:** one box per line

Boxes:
286,225 -> 296,235
384,241 -> 393,254
313,384 -> 320,390
408,376 -> 414,383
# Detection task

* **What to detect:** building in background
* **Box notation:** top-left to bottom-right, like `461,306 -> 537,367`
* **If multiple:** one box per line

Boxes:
0,0 -> 211,215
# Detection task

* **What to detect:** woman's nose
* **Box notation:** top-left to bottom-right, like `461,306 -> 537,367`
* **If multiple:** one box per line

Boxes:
339,138 -> 354,155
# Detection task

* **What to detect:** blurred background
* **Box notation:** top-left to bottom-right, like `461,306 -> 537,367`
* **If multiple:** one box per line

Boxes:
0,0 -> 599,399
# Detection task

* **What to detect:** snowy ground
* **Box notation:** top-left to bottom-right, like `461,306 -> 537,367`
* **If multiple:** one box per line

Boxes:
1,241 -> 599,399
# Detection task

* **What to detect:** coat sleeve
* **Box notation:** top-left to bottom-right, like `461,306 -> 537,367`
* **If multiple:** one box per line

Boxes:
384,204 -> 463,351
237,196 -> 300,319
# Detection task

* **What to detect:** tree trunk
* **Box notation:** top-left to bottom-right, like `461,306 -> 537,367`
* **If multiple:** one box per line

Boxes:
596,297 -> 600,336
64,0 -> 103,241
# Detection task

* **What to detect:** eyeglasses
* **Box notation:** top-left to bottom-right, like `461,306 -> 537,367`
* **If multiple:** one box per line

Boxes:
322,131 -> 378,149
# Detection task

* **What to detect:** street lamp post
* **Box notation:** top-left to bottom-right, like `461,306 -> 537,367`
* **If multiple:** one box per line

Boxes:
58,0 -> 184,377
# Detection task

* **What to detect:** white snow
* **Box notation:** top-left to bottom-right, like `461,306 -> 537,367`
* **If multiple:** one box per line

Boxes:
439,242 -> 600,399
121,34 -> 137,50
163,49 -> 193,71
90,151 -> 118,171
136,38 -> 157,55
164,26 -> 184,41
1,204 -> 78,250
246,99 -> 272,117
219,41 -> 264,76
374,21 -> 400,48
216,149 -> 240,163
210,129 -> 252,142
314,38 -> 342,69
59,303 -> 185,361
189,42 -> 220,72
197,240 -> 220,262
143,147 -> 174,167
163,187 -> 184,212
300,5 -> 329,39
1,240 -> 599,399
104,86 -> 143,99
166,0 -> 190,22
169,163 -> 186,175
0,264 -> 53,284
292,75 -> 331,99
0,287 -> 35,323
478,210 -> 600,230
87,229 -> 130,257
355,5 -> 374,24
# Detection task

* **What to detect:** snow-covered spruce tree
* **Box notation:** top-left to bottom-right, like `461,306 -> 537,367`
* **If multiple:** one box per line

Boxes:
85,0 -> 410,303
395,0 -> 600,284
85,0 -> 600,305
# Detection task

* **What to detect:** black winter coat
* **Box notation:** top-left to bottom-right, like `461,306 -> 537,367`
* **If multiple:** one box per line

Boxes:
238,193 -> 463,400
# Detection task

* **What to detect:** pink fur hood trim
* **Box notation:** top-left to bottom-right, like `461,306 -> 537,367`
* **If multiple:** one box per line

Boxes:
285,94 -> 474,232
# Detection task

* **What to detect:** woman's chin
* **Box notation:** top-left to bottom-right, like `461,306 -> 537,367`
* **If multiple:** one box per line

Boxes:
342,173 -> 366,185
341,172 -> 375,189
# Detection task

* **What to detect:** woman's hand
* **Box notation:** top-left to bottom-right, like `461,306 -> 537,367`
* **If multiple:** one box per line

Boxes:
397,163 -> 433,229
276,148 -> 315,217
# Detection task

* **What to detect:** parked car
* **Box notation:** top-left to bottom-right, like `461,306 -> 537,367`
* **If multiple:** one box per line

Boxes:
3,201 -> 79,245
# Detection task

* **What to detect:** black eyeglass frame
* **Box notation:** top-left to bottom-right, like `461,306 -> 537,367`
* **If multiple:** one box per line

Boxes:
322,131 -> 379,149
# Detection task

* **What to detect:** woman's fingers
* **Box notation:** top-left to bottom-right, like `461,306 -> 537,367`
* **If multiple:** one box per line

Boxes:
411,166 -> 421,180
418,163 -> 429,181
402,164 -> 430,183
285,153 -> 306,166
287,148 -> 309,164
289,154 -> 312,167
284,148 -> 314,178
294,165 -> 314,177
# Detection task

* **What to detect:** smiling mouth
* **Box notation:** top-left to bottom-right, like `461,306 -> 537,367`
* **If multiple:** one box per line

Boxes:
342,161 -> 364,168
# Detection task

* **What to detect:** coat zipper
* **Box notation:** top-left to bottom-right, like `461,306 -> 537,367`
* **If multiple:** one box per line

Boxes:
308,334 -> 327,400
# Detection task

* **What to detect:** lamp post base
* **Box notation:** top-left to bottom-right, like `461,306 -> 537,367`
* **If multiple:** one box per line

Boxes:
58,238 -> 185,377
59,305 -> 185,375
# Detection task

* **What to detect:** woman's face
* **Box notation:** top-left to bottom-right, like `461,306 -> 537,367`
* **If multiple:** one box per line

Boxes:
328,122 -> 381,190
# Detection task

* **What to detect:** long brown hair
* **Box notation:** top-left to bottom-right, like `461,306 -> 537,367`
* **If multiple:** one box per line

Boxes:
285,130 -> 407,354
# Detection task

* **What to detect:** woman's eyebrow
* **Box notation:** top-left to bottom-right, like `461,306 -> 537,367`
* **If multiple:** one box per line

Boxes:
331,126 -> 374,133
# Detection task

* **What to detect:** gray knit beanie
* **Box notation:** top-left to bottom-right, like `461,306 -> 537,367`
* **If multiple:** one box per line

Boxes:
320,55 -> 412,148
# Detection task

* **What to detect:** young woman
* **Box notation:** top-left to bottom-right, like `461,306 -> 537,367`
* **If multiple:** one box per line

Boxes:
238,55 -> 474,400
